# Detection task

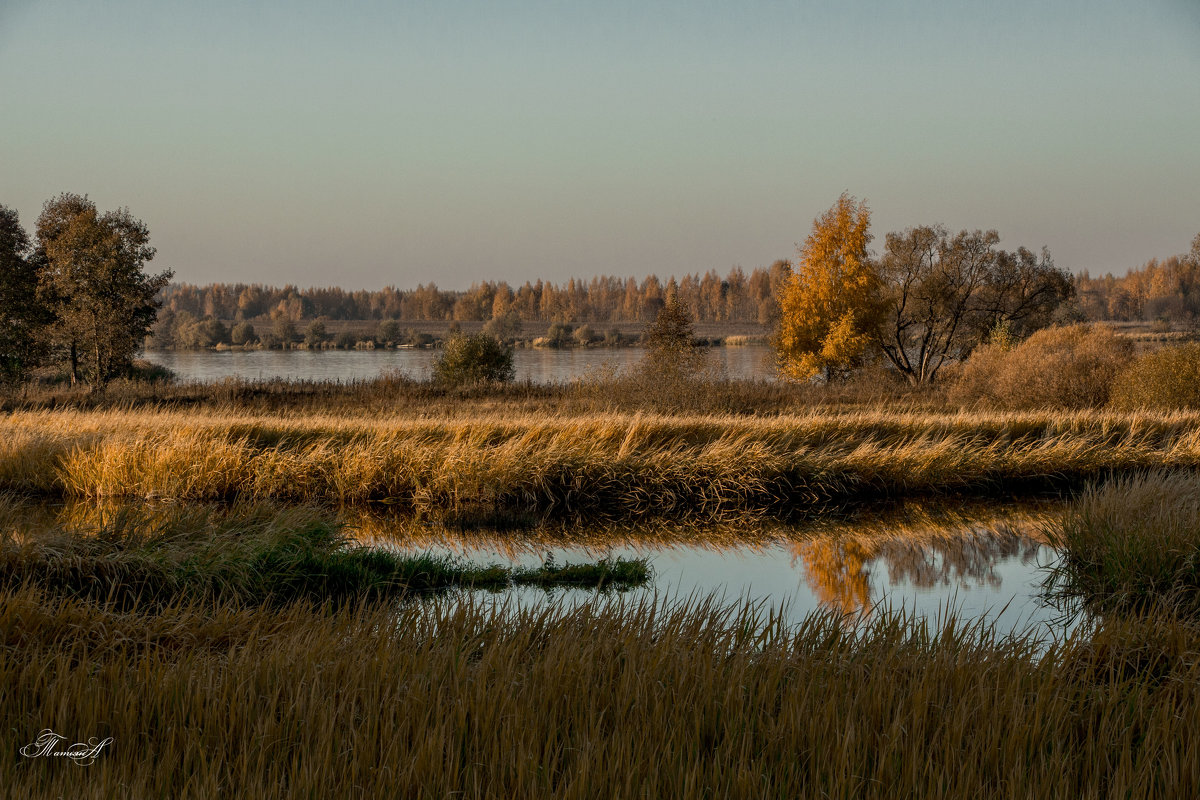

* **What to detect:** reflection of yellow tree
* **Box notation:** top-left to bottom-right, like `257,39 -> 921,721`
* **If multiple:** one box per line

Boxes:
794,539 -> 876,614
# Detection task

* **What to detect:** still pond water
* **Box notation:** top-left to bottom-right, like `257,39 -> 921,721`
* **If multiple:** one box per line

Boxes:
29,496 -> 1071,637
148,346 -> 777,384
353,499 -> 1072,638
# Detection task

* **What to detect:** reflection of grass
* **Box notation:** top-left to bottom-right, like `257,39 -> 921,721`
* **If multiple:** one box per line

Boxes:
1048,472 -> 1200,616
347,497 -> 1057,552
0,500 -> 650,607
6,407 -> 1200,516
512,553 -> 651,589
5,589 -> 1200,797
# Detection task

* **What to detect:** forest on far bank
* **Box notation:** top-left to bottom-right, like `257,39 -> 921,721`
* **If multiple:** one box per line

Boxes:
153,232 -> 1200,352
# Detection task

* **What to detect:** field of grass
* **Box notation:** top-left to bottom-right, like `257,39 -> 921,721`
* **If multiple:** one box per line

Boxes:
4,407 -> 1200,516
5,585 -> 1200,798
8,379 -> 1200,794
0,370 -> 921,416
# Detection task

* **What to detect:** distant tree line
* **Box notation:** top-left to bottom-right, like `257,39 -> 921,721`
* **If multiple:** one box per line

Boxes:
0,196 -> 170,384
152,265 -> 795,347
1073,235 -> 1200,324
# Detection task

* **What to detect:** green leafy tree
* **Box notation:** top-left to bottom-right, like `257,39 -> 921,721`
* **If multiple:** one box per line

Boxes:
35,194 -> 171,383
0,204 -> 49,381
270,309 -> 296,348
482,311 -> 522,343
433,333 -> 515,386
377,319 -> 403,344
774,194 -> 882,381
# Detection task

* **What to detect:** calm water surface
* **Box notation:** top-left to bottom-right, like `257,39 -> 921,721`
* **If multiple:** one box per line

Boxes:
148,345 -> 777,384
353,500 -> 1074,639
27,493 -> 1072,639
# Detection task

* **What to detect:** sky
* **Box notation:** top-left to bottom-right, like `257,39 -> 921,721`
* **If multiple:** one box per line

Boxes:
1,0 -> 1198,290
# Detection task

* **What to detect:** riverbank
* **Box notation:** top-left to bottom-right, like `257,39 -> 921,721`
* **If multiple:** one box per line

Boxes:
5,407 -> 1200,516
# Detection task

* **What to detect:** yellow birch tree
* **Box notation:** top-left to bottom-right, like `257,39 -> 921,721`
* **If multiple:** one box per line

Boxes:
774,193 -> 882,381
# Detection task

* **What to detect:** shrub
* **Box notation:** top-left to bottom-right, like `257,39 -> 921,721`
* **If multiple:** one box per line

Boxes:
230,321 -> 256,346
433,333 -> 515,385
949,324 -> 1133,409
403,328 -> 434,347
573,325 -> 595,346
334,331 -> 358,350
482,311 -> 522,343
127,359 -> 175,383
543,322 -> 575,348
304,321 -> 329,347
377,320 -> 402,344
1110,342 -> 1200,410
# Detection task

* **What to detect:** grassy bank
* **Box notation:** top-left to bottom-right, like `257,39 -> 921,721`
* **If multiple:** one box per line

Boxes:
4,589 -> 1199,798
5,407 -> 1200,516
1048,471 -> 1200,617
0,500 -> 649,607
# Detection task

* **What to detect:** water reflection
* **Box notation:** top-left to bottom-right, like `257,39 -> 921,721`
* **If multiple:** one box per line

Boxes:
349,498 -> 1063,633
5,495 -> 1067,636
793,531 -> 1045,616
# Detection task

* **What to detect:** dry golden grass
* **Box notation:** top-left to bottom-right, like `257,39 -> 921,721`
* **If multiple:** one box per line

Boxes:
4,587 -> 1200,798
6,407 -> 1200,515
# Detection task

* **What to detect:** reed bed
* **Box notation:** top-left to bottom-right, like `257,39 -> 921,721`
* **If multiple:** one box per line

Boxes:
1048,471 -> 1200,616
4,588 -> 1200,798
5,407 -> 1200,515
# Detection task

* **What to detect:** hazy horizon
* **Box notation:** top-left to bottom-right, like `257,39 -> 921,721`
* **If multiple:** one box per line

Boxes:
2,0 -> 1198,291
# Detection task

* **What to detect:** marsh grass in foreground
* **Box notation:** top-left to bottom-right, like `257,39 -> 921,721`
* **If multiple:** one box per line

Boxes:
1048,471 -> 1200,617
4,589 -> 1200,798
0,499 -> 650,607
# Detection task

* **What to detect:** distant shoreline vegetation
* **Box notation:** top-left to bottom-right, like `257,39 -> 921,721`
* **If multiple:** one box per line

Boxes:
144,317 -> 771,352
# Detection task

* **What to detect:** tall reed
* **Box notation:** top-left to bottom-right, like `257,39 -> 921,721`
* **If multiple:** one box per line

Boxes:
1047,471 -> 1200,615
0,499 -> 650,607
3,590 -> 1199,798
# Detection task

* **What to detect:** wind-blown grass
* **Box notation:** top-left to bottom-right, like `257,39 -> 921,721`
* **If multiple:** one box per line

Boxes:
0,499 -> 650,607
3,589 -> 1200,798
5,407 -> 1200,516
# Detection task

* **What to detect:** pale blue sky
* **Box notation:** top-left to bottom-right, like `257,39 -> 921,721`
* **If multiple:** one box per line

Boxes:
2,0 -> 1197,288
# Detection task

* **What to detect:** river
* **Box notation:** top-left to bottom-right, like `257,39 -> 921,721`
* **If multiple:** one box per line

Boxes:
146,345 -> 778,384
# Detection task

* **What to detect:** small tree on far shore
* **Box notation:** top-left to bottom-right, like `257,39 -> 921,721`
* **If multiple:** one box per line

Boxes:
433,332 -> 515,386
640,295 -> 709,382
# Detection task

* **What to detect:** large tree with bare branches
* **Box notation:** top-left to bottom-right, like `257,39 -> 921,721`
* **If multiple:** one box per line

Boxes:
875,225 -> 1072,384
